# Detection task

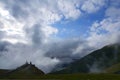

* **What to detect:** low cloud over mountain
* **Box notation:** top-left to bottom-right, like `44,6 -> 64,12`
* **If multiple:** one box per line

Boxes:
0,0 -> 120,73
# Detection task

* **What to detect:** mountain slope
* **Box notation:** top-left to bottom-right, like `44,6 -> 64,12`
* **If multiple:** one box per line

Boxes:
0,69 -> 9,74
105,63 -> 120,73
8,62 -> 44,75
51,44 -> 120,74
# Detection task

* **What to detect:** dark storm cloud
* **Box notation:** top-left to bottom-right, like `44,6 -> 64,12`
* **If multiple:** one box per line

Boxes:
32,24 -> 44,45
10,4 -> 28,20
46,39 -> 80,57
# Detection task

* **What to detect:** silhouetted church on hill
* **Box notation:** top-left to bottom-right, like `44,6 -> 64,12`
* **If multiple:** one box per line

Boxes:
7,61 -> 45,75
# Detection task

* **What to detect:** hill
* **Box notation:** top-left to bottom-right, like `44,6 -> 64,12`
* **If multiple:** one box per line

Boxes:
0,69 -> 9,74
0,62 -> 45,78
51,44 -> 120,74
105,63 -> 120,73
8,62 -> 45,76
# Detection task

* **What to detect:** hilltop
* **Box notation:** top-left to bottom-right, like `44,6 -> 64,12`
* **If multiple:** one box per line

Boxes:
0,62 -> 44,78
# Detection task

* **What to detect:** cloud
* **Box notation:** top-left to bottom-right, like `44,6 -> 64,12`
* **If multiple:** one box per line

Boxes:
0,0 -> 106,44
45,38 -> 94,64
105,7 -> 120,19
0,38 -> 94,73
81,0 -> 106,13
0,0 -> 82,45
87,6 -> 120,48
0,0 -> 116,73
45,39 -> 81,62
109,0 -> 120,7
57,0 -> 81,20
0,0 -> 83,73
0,41 -> 9,53
0,42 -> 60,73
0,6 -> 26,44
26,24 -> 58,45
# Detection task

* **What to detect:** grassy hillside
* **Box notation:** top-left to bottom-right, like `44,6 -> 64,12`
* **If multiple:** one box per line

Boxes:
8,62 -> 44,76
105,63 -> 120,73
0,69 -> 9,74
51,44 -> 120,74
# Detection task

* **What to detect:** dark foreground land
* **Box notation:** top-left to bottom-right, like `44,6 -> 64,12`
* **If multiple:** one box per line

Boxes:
0,74 -> 120,80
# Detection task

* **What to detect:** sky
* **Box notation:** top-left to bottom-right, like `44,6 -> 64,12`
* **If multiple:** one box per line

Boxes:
0,0 -> 120,73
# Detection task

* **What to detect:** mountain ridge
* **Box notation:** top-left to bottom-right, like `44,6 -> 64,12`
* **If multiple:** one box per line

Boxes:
50,43 -> 120,74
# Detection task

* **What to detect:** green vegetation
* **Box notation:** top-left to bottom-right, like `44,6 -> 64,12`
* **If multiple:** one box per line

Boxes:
7,62 -> 45,76
10,63 -> 44,74
0,69 -> 9,74
105,63 -> 120,73
1,74 -> 120,80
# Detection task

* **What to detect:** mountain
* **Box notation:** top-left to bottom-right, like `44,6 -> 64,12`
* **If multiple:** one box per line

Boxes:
50,44 -> 120,74
8,62 -> 45,75
105,63 -> 120,73
0,69 -> 9,74
0,62 -> 45,78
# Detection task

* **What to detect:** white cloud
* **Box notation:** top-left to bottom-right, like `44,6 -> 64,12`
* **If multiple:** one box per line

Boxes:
0,0 -> 109,73
57,0 -> 81,20
81,0 -> 105,13
87,5 -> 120,49
0,0 -> 84,44
105,7 -> 120,19
0,6 -> 26,44
88,17 -> 120,48
0,0 -> 106,45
